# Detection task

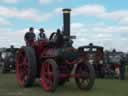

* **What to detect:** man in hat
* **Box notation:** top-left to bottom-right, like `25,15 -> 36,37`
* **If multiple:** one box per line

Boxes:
38,28 -> 47,40
24,27 -> 36,46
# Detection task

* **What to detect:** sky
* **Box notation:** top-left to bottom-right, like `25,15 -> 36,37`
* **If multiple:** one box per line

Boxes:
0,0 -> 128,52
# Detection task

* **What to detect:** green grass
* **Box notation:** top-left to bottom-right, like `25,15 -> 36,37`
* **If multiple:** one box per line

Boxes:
0,73 -> 128,96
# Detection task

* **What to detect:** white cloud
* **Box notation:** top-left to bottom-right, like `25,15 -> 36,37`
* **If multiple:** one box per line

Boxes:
101,10 -> 128,20
1,4 -> 128,24
91,26 -> 128,33
73,4 -> 106,16
0,0 -> 19,3
18,9 -> 42,21
0,17 -> 12,26
71,23 -> 84,30
39,0 -> 62,4
72,4 -> 128,25
119,17 -> 128,25
0,6 -> 42,21
53,5 -> 128,25
0,6 -> 62,22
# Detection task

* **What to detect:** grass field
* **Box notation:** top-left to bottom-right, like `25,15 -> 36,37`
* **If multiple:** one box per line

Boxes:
0,73 -> 128,96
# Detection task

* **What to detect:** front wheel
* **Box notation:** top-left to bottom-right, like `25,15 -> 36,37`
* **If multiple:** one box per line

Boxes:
75,63 -> 95,90
40,59 -> 59,92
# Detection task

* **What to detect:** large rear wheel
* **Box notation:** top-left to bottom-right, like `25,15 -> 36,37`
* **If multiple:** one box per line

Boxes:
75,63 -> 95,90
40,59 -> 59,92
16,47 -> 36,87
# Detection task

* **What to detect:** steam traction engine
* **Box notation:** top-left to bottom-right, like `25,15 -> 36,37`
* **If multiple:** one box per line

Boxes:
16,9 -> 95,92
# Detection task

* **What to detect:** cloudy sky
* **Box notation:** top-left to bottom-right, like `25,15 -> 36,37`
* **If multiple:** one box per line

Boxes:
0,0 -> 128,52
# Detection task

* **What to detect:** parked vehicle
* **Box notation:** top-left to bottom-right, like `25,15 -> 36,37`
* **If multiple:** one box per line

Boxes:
79,43 -> 105,78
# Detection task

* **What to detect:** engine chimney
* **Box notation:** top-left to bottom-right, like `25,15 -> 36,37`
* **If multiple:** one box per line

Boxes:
62,9 -> 71,37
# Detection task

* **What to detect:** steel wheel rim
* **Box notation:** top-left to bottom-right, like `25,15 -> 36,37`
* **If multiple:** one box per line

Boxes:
16,49 -> 29,87
41,62 -> 54,91
76,64 -> 90,88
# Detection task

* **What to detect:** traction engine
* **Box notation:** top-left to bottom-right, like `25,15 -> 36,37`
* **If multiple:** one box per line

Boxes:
16,9 -> 95,92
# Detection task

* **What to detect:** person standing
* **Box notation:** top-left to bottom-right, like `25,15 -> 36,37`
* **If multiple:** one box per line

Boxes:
38,28 -> 47,40
120,55 -> 126,80
24,27 -> 36,46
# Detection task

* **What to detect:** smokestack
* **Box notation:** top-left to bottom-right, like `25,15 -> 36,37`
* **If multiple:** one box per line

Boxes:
62,9 -> 71,37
